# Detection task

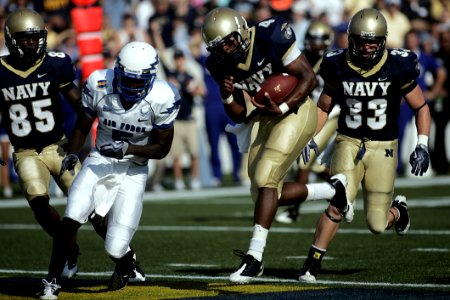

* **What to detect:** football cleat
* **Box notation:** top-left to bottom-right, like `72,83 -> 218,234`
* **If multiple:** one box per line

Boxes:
108,271 -> 130,291
229,250 -> 264,284
328,174 -> 354,223
129,253 -> 146,283
392,195 -> 410,235
298,258 -> 321,283
275,206 -> 300,224
39,278 -> 60,300
61,244 -> 79,279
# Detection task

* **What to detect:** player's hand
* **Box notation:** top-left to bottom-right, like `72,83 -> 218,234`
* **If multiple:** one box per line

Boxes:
220,75 -> 234,100
300,138 -> 319,164
251,92 -> 282,115
60,154 -> 78,177
98,141 -> 129,159
409,144 -> 429,176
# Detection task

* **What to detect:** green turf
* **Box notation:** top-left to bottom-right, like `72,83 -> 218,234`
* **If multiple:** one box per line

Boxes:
0,178 -> 450,299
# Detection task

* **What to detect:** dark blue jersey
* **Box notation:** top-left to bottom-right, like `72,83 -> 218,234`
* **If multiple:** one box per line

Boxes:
320,48 -> 419,141
0,50 -> 76,149
206,16 -> 299,97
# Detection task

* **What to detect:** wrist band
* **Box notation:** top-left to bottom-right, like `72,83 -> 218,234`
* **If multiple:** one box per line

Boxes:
221,94 -> 234,105
279,102 -> 290,114
417,134 -> 428,146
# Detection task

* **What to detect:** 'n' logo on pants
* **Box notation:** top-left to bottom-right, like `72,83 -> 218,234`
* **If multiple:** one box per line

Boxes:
385,149 -> 394,157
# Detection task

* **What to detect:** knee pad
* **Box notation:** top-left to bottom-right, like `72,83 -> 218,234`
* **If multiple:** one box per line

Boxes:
324,206 -> 342,223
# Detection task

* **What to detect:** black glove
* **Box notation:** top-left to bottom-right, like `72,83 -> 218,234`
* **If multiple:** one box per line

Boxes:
301,138 -> 319,165
60,154 -> 79,177
98,141 -> 129,159
409,144 -> 429,176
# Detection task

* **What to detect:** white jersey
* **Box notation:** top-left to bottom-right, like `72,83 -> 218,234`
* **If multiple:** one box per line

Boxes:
82,69 -> 181,165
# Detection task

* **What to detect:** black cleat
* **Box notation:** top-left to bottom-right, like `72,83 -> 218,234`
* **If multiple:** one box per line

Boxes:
229,250 -> 264,284
328,174 -> 354,223
298,257 -> 321,283
62,243 -> 79,279
108,271 -> 130,291
275,206 -> 300,224
392,195 -> 410,235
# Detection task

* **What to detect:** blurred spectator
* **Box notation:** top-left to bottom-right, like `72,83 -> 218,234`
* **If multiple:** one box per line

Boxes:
431,24 -> 450,174
148,0 -> 176,49
382,0 -> 411,48
166,49 -> 205,190
401,0 -> 434,31
103,0 -> 129,29
398,28 -> 446,174
0,127 -> 13,198
117,13 -> 150,50
189,31 -> 243,186
290,0 -> 310,50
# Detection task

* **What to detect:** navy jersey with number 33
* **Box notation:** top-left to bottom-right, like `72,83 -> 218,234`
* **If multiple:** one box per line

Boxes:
320,48 -> 420,141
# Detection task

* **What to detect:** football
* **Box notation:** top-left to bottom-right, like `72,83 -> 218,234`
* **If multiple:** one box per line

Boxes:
253,73 -> 298,105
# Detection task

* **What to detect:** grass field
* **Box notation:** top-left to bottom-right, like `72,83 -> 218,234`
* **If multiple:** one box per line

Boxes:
0,175 -> 450,299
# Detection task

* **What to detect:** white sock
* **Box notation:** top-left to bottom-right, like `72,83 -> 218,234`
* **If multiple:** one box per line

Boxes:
305,182 -> 335,201
247,224 -> 268,261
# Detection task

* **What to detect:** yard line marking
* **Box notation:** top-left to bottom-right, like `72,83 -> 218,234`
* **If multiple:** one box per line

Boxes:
0,176 -> 449,208
0,268 -> 448,289
411,248 -> 449,252
1,224 -> 450,235
167,263 -> 218,267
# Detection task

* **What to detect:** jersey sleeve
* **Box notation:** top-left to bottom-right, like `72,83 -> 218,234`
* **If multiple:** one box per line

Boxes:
319,50 -> 342,97
390,49 -> 420,95
257,17 -> 299,65
49,51 -> 76,88
150,80 -> 181,129
81,69 -> 112,118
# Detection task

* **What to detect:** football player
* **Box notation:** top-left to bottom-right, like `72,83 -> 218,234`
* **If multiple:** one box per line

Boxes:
40,41 -> 180,299
202,8 -> 349,284
0,7 -> 86,284
298,8 -> 431,282
276,21 -> 340,224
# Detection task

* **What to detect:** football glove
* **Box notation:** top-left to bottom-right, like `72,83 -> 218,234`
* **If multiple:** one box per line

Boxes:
300,138 -> 319,165
60,154 -> 79,177
98,141 -> 129,159
409,144 -> 429,176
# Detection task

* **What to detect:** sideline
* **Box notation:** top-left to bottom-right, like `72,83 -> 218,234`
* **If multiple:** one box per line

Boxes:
0,175 -> 449,209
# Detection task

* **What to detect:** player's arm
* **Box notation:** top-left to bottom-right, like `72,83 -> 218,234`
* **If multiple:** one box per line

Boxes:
314,91 -> 333,134
126,127 -> 174,160
219,75 -> 248,124
404,85 -> 431,138
283,53 -> 318,109
404,85 -> 431,176
60,82 -> 83,115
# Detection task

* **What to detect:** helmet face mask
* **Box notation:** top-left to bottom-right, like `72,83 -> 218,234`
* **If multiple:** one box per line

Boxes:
4,8 -> 47,65
114,42 -> 159,102
347,8 -> 387,69
202,8 -> 250,64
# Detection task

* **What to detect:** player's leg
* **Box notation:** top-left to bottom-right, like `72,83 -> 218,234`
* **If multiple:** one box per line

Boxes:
230,98 -> 316,284
299,134 -> 362,282
105,166 -> 146,290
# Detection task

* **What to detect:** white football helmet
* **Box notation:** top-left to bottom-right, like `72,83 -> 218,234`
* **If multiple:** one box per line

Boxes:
114,41 -> 159,102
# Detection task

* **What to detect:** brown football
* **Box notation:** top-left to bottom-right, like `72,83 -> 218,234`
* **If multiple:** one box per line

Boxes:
253,73 -> 298,105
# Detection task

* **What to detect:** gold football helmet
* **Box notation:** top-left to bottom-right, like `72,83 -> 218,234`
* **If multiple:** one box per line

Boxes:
4,8 -> 47,65
347,8 -> 387,69
304,21 -> 334,59
201,7 -> 250,63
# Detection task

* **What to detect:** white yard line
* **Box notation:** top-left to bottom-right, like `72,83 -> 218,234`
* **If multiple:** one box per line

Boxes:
0,268 -> 448,289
